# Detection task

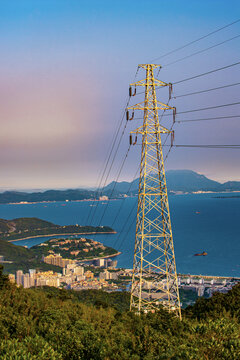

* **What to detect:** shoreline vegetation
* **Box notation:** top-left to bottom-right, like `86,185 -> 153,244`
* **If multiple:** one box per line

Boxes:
9,231 -> 116,243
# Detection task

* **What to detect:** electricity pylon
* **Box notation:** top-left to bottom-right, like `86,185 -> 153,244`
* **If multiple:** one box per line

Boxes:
128,64 -> 181,318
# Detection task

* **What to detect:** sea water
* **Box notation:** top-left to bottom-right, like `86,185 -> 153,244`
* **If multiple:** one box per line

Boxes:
0,192 -> 239,277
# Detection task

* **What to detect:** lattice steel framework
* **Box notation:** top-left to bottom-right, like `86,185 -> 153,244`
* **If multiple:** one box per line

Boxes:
129,64 -> 181,318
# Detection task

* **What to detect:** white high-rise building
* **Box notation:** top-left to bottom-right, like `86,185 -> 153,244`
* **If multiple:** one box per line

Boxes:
23,274 -> 30,288
29,269 -> 36,277
16,270 -> 23,286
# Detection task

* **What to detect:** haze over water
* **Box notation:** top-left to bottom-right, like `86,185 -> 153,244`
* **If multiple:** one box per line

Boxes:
0,192 -> 238,277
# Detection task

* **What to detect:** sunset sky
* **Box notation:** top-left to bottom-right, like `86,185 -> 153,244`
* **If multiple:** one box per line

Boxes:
0,0 -> 240,190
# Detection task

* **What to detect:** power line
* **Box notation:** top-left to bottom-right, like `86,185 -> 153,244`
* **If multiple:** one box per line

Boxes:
150,18 -> 240,62
173,61 -> 240,85
173,82 -> 240,98
177,115 -> 240,123
176,101 -> 240,115
110,164 -> 140,230
163,34 -> 240,67
166,145 -> 240,149
97,145 -> 131,226
85,68 -> 140,225
84,101 -> 129,225
87,118 -> 129,225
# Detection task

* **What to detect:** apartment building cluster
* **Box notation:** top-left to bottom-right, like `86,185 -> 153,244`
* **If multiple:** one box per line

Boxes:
178,276 -> 238,297
70,269 -> 118,291
43,253 -> 76,267
14,269 -> 60,288
11,262 -> 119,291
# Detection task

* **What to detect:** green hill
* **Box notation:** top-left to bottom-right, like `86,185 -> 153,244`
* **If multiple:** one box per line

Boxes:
0,240 -> 62,274
0,239 -> 33,261
0,266 -> 239,359
0,217 -> 54,234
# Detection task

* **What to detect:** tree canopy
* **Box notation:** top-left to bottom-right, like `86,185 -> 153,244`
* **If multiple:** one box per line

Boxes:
0,266 -> 239,359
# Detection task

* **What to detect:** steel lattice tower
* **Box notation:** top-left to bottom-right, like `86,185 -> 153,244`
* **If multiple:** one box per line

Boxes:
128,64 -> 181,318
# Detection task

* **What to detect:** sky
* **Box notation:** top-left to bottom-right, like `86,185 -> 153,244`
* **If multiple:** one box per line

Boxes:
0,0 -> 240,190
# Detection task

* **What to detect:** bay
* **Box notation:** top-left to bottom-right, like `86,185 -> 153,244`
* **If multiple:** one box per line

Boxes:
0,192 -> 239,277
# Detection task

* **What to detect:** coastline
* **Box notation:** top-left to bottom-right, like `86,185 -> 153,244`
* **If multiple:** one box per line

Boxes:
8,231 -> 117,243
79,251 -> 122,262
5,199 -> 120,205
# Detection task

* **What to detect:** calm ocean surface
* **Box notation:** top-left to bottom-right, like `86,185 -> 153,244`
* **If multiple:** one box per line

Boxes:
1,192 -> 239,277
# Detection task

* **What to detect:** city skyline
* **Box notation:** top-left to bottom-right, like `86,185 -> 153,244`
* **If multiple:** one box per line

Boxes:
0,0 -> 240,189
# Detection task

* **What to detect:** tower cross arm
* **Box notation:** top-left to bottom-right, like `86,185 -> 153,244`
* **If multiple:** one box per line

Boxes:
130,124 -> 172,135
127,101 -> 174,111
130,79 -> 170,88
138,64 -> 162,70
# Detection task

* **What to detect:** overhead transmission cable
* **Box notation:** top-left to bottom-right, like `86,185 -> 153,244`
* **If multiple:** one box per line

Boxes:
173,61 -> 240,85
110,164 -> 140,230
84,101 -> 129,225
175,101 -> 240,115
97,145 -> 131,226
169,144 -> 240,149
173,82 -> 240,98
150,18 -> 240,62
177,115 -> 240,123
87,111 -> 129,225
86,68 -> 140,226
163,33 -> 240,67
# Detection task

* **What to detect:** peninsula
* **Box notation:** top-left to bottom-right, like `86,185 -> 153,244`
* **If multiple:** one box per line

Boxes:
0,217 -> 115,242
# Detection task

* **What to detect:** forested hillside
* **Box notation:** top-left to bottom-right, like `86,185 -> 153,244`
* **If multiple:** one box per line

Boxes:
0,265 -> 239,359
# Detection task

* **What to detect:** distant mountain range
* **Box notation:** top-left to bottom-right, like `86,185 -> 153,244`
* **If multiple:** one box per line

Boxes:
103,170 -> 240,195
0,170 -> 239,204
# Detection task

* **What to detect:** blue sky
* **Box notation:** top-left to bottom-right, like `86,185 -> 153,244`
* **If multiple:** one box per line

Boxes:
0,0 -> 240,189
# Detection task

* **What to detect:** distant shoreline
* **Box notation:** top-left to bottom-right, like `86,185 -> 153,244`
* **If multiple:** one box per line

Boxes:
1,191 -> 240,205
8,231 -> 117,243
4,199 -> 121,205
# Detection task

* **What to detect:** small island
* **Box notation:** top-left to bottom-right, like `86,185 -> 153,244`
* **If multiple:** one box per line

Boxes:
194,251 -> 208,256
